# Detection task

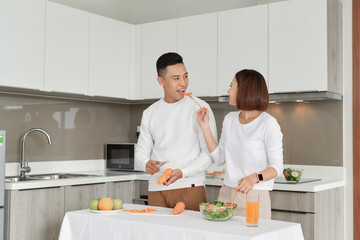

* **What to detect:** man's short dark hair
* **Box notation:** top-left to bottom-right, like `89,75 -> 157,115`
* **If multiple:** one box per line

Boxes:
156,52 -> 183,77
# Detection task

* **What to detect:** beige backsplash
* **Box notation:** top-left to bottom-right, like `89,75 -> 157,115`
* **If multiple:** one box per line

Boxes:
0,93 -> 342,166
0,93 -> 131,163
130,100 -> 343,166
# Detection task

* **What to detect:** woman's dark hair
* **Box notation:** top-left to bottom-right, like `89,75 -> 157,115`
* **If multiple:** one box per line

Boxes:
156,52 -> 183,77
234,69 -> 269,111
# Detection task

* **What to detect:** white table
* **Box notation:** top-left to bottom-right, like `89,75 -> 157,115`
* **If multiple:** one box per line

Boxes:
59,204 -> 304,240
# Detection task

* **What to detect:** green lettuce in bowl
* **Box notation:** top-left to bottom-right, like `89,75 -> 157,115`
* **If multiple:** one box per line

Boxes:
283,168 -> 304,182
199,200 -> 237,221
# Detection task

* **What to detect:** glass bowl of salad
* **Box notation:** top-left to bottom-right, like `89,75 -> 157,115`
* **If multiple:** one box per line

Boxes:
283,168 -> 304,182
199,201 -> 237,221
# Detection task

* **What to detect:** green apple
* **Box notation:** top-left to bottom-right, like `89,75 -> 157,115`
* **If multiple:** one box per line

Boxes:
112,199 -> 123,210
89,199 -> 100,210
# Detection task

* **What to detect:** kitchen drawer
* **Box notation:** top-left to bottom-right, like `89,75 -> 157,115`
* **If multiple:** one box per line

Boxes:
272,210 -> 314,240
270,190 -> 315,213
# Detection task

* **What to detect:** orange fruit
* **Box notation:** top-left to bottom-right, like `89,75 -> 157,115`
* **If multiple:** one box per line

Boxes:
98,197 -> 113,211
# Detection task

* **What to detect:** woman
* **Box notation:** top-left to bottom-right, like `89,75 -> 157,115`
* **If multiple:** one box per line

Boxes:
197,69 -> 283,219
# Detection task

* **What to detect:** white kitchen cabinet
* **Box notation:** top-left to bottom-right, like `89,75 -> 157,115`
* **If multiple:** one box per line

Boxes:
0,0 -> 45,90
218,5 -> 268,96
89,14 -> 130,99
129,25 -> 142,100
178,13 -> 217,97
268,0 -> 342,94
141,19 -> 178,99
44,2 -> 89,95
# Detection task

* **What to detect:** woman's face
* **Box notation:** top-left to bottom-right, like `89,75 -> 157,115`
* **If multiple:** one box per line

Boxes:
227,77 -> 238,106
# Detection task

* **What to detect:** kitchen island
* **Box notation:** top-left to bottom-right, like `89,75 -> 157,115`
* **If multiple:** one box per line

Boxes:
58,203 -> 304,240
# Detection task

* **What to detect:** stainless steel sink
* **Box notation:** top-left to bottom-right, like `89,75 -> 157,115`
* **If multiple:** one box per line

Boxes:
5,173 -> 99,182
29,173 -> 99,180
5,176 -> 40,183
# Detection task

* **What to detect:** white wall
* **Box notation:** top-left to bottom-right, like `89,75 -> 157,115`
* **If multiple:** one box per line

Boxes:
342,0 -> 353,239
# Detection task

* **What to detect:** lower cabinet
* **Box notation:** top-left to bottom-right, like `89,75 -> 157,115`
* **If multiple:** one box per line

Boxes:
205,185 -> 221,202
270,187 -> 344,240
64,182 -> 109,212
203,185 -> 344,240
4,181 -> 139,240
5,187 -> 65,240
131,180 -> 149,205
108,181 -> 135,204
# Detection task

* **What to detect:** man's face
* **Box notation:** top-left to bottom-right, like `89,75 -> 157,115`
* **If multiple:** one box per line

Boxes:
158,63 -> 189,103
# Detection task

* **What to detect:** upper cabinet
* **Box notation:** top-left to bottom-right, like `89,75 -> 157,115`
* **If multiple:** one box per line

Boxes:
141,19 -> 177,99
178,13 -> 218,97
44,2 -> 89,95
218,5 -> 268,96
1,0 -> 342,99
89,14 -> 130,99
268,0 -> 342,94
0,0 -> 45,90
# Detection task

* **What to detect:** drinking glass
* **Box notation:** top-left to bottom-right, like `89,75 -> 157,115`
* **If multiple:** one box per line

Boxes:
246,192 -> 259,227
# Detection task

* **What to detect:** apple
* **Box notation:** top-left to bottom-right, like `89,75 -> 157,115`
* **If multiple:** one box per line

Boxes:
89,199 -> 100,210
112,199 -> 123,210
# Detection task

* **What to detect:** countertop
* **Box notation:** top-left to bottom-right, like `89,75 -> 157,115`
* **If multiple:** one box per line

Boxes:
5,169 -> 344,192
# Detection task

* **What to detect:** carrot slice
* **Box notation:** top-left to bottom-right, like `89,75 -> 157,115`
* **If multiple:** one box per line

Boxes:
185,92 -> 192,96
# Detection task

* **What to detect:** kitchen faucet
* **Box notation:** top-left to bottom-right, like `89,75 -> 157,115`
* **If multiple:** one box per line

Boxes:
20,128 -> 52,179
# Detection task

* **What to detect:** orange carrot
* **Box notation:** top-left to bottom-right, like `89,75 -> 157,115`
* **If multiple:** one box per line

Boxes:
185,92 -> 192,96
173,202 -> 185,215
124,208 -> 157,213
157,168 -> 173,185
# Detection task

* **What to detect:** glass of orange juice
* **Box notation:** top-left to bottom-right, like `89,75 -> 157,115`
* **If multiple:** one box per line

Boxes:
246,192 -> 259,227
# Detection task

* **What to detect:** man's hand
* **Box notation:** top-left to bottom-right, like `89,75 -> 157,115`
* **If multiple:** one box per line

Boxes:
164,169 -> 183,186
146,160 -> 161,175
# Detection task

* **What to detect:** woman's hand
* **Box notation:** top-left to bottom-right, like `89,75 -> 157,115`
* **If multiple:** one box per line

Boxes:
197,107 -> 209,129
236,174 -> 258,194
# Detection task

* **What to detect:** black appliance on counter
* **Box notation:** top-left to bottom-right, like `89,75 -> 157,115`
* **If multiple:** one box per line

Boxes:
105,143 -> 139,171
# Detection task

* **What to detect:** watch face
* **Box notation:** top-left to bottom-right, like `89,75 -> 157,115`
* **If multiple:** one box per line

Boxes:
258,174 -> 264,181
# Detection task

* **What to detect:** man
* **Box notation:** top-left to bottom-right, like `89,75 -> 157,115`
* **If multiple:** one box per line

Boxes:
135,52 -> 217,211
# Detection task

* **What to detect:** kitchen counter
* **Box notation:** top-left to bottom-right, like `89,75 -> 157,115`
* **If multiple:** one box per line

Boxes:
5,169 -> 344,192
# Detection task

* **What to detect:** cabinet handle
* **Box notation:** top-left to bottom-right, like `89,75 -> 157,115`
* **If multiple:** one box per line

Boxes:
70,182 -> 106,187
271,209 -> 315,214
19,186 -> 61,191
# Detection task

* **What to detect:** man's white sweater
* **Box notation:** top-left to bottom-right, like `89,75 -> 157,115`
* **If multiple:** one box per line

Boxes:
135,96 -> 217,191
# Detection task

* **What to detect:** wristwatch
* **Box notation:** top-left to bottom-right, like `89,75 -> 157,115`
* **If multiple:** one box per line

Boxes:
256,173 -> 263,183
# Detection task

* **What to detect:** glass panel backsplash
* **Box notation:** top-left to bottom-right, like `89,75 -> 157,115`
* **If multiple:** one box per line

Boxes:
0,93 -> 342,166
0,93 -> 131,162
130,100 -> 343,166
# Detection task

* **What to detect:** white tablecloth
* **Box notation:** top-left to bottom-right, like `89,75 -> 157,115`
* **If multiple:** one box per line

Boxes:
59,204 -> 304,240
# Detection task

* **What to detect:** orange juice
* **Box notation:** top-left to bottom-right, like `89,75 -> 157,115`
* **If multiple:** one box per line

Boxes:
246,201 -> 259,224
